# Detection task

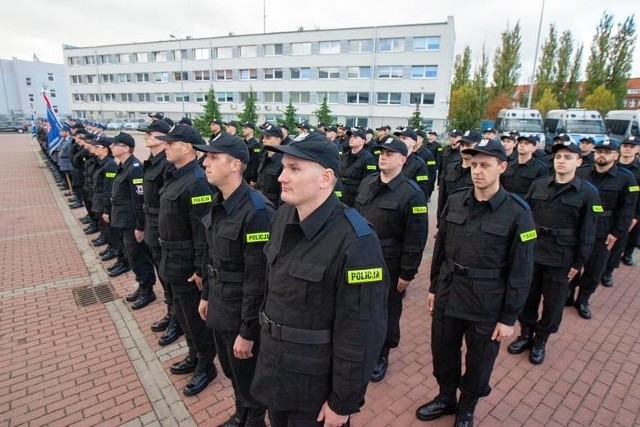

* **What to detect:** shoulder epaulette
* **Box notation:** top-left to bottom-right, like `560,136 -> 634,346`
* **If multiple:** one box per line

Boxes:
249,190 -> 266,210
406,178 -> 421,193
344,208 -> 373,237
618,167 -> 634,178
450,186 -> 472,196
510,193 -> 531,211
192,167 -> 205,179
412,155 -> 426,165
582,180 -> 599,194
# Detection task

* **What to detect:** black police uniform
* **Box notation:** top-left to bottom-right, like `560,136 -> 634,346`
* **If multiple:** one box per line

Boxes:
438,145 -> 461,185
429,187 -> 535,405
619,157 -> 640,263
202,182 -> 275,425
92,155 -> 120,259
401,154 -> 430,201
424,139 -> 443,171
110,155 -> 156,295
339,149 -> 377,207
252,195 -> 388,425
413,146 -> 437,200
581,152 -> 595,168
513,176 -> 600,360
355,173 -> 428,375
75,146 -> 98,226
158,159 -> 216,386
501,157 -> 549,198
244,137 -> 261,184
256,151 -> 283,207
572,164 -> 638,316
437,159 -> 473,224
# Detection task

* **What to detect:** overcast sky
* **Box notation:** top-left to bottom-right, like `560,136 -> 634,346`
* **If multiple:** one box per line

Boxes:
1,0 -> 638,82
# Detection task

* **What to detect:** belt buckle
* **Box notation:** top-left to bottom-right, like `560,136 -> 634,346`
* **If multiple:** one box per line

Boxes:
158,238 -> 165,247
261,313 -> 282,340
207,265 -> 218,280
454,263 -> 467,272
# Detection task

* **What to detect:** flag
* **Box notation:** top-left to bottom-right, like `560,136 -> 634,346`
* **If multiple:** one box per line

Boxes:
30,106 -> 37,137
42,88 -> 63,152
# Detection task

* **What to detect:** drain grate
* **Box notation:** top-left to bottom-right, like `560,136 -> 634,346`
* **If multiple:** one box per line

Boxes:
72,283 -> 118,307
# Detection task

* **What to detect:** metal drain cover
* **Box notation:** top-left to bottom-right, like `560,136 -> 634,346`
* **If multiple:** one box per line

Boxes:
72,283 -> 118,307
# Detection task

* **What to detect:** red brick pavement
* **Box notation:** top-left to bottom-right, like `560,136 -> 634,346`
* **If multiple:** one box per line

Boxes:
0,133 -> 639,426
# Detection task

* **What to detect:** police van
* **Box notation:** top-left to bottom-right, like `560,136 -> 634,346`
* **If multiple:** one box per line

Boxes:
604,110 -> 640,141
495,108 -> 546,147
544,109 -> 606,144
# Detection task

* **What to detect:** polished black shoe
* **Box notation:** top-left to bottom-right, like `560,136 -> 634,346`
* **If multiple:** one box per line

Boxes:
170,355 -> 198,375
69,201 -> 84,209
601,272 -> 613,288
183,367 -> 217,396
454,409 -> 474,427
83,224 -> 99,235
131,291 -> 156,310
218,413 -> 247,427
151,314 -> 171,332
108,264 -> 131,278
565,292 -> 575,307
125,287 -> 141,302
98,247 -> 112,257
159,323 -> 184,346
92,236 -> 107,247
575,302 -> 592,319
107,262 -> 126,272
529,338 -> 547,365
507,335 -> 532,355
79,216 -> 93,224
621,255 -> 634,266
370,356 -> 388,382
416,395 -> 458,421
100,249 -> 117,262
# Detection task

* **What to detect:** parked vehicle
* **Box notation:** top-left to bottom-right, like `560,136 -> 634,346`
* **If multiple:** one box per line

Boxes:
122,118 -> 147,131
604,110 -> 640,141
107,121 -> 126,131
0,122 -> 28,133
544,109 -> 606,144
495,108 -> 546,147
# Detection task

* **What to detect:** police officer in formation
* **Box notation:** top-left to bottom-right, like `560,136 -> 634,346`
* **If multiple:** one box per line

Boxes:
255,124 -> 284,207
579,137 -> 596,168
438,129 -> 463,185
355,137 -> 429,383
242,123 -> 262,187
499,131 -> 518,162
338,128 -> 377,206
413,130 -> 438,201
507,141 -> 600,365
500,135 -> 548,198
395,128 -> 430,201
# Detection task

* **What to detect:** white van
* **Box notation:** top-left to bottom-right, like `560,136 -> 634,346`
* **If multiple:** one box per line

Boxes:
495,108 -> 546,147
544,109 -> 606,144
604,110 -> 640,141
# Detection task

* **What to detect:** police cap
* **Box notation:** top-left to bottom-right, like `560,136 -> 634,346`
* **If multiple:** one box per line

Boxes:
193,134 -> 250,164
461,138 -> 507,161
265,132 -> 340,177
156,124 -> 206,145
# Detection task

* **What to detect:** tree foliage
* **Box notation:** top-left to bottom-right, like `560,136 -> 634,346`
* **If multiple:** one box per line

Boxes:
448,85 -> 482,131
492,21 -> 522,97
534,88 -> 561,118
582,85 -> 617,116
452,45 -> 472,91
485,92 -> 512,120
314,95 -> 333,126
192,88 -> 221,136
278,101 -> 298,133
236,88 -> 258,125
534,24 -> 558,103
409,103 -> 424,130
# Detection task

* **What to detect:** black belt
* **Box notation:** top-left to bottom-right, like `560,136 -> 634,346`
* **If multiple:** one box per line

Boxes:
143,204 -> 160,215
453,263 -> 505,279
207,265 -> 244,282
600,211 -> 613,217
259,312 -> 332,345
379,237 -> 400,248
537,226 -> 576,237
157,238 -> 192,249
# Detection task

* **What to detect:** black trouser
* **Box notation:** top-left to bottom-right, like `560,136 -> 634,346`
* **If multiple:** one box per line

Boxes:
381,264 -> 402,357
571,238 -> 610,303
97,215 -> 119,249
519,264 -> 569,337
148,242 -> 172,313
606,231 -> 631,273
268,410 -> 349,427
624,225 -> 640,259
172,285 -> 216,374
70,169 -> 84,201
114,227 -> 155,289
431,310 -> 500,400
214,329 -> 265,416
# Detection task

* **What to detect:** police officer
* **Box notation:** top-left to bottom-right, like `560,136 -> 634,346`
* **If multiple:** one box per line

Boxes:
226,121 -> 239,136
416,138 -> 535,426
155,124 -> 217,396
252,132 -> 388,427
355,138 -> 428,383
324,125 -> 341,155
242,123 -> 261,187
195,135 -> 275,427
339,128 -> 377,206
570,139 -> 638,319
482,127 -> 498,140
501,135 -> 548,198
376,125 -> 391,143
542,134 -> 571,172
499,131 -> 519,162
414,130 -> 437,202
424,131 -> 443,171
394,128 -> 430,201
255,124 -> 284,207
438,129 -> 463,184
279,124 -> 293,146
579,137 -> 596,168
508,141 -> 600,365
209,119 -> 226,143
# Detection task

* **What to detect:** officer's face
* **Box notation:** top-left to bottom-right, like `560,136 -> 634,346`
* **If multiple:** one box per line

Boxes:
399,135 -> 416,152
594,148 -> 619,166
501,138 -> 516,152
554,150 -> 582,174
325,130 -> 337,140
243,127 -> 253,137
377,129 -> 388,138
470,154 -> 506,189
428,134 -> 437,142
349,136 -> 365,150
279,155 -> 330,206
378,150 -> 406,173
226,126 -> 236,135
144,131 -> 165,149
262,136 -> 282,147
517,140 -> 536,155
580,141 -> 594,155
620,143 -> 639,157
202,152 -> 237,186
164,140 -> 190,164
210,123 -> 220,133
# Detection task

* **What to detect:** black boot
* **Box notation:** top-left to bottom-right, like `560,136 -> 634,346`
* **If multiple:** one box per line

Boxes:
170,352 -> 198,375
621,254 -> 634,266
370,356 -> 388,382
416,393 -> 457,421
601,270 -> 613,288
454,395 -> 477,427
131,290 -> 156,310
507,325 -> 533,355
151,313 -> 171,332
125,286 -> 142,302
529,334 -> 548,365
159,321 -> 183,346
218,407 -> 248,427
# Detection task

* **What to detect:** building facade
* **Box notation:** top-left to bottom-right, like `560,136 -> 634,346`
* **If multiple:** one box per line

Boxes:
63,19 -> 455,131
0,58 -> 70,120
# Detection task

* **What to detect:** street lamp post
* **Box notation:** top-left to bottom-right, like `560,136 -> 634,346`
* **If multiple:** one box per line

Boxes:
527,0 -> 546,108
169,34 -> 185,115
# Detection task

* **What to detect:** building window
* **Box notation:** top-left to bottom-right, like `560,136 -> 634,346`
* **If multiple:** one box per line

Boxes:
72,94 -> 83,102
68,57 -> 81,66
173,71 -> 188,81
153,51 -> 168,62
289,92 -> 310,103
137,93 -> 151,102
346,92 -> 369,104
195,92 -> 206,103
217,92 -> 234,103
28,94 -> 35,102
156,93 -> 171,103
317,92 -> 339,104
345,117 -> 369,128
153,72 -> 169,82
98,54 -> 112,64
264,43 -> 283,56
172,49 -> 187,60
103,93 -> 116,102
176,93 -> 190,102
318,41 -> 341,54
50,89 -> 57,98
83,56 -> 96,65
411,65 -> 438,79
101,74 -> 115,83
70,75 -> 81,84
239,92 -> 251,102
377,92 -> 401,105
215,47 -> 233,59
379,38 -> 405,52
52,106 -> 59,114
194,70 -> 211,81
239,45 -> 257,57
85,75 -> 96,84
194,48 -> 210,60
117,53 -> 130,64
264,68 -> 283,80
47,73 -> 55,82
410,92 -> 436,105
264,114 -> 283,122
377,66 -> 403,79
414,36 -> 441,51
318,67 -> 340,79
25,77 -> 31,86
120,93 -> 134,102
291,42 -> 311,56
118,73 -> 132,83
347,66 -> 371,79
216,69 -> 233,80
348,39 -> 372,53
136,73 -> 150,83
290,67 -> 311,80
263,92 -> 283,103
134,52 -> 148,63
86,94 -> 100,102
240,69 -> 258,80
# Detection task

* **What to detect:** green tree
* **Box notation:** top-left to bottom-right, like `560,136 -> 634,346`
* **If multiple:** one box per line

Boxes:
582,84 -> 617,116
534,24 -> 558,103
192,88 -> 221,136
533,88 -> 561,118
314,95 -> 333,126
473,46 -> 490,121
448,85 -> 481,131
237,88 -> 258,125
553,30 -> 574,103
409,102 -> 424,129
278,101 -> 297,133
564,43 -> 584,108
585,13 -> 614,95
492,21 -> 522,97
452,45 -> 472,91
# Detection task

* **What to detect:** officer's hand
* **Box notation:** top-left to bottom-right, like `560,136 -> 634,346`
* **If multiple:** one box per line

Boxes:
397,278 -> 411,292
102,213 -> 109,223
187,273 -> 203,290
233,336 -> 254,359
134,229 -> 144,243
630,218 -> 638,232
605,234 -> 617,251
317,401 -> 349,427
491,323 -> 514,341
427,292 -> 435,313
567,268 -> 579,281
198,299 -> 208,321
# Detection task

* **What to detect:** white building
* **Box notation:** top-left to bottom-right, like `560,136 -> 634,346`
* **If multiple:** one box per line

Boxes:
63,18 -> 455,131
0,58 -> 70,119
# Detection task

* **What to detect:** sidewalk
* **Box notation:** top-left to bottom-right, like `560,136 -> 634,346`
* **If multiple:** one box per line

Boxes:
0,133 -> 638,427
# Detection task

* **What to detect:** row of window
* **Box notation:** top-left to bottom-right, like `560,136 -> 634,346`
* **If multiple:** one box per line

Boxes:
28,90 -> 56,102
69,65 -> 438,85
70,91 -> 437,106
25,74 -> 55,86
67,36 -> 442,66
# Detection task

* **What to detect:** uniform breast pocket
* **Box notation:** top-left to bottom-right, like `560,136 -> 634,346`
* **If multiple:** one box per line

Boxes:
163,192 -> 182,213
217,221 -> 242,260
479,222 -> 510,258
288,260 -> 326,309
472,279 -> 504,315
281,352 -> 330,405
